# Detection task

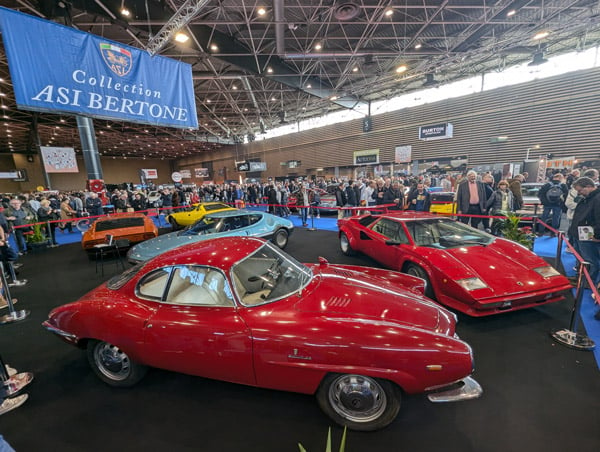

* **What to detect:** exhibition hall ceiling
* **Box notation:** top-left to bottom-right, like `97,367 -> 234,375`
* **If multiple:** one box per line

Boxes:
0,0 -> 599,159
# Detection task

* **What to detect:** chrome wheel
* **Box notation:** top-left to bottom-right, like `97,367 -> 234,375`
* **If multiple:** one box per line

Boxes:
93,342 -> 132,381
339,232 -> 355,256
87,340 -> 147,387
327,374 -> 387,423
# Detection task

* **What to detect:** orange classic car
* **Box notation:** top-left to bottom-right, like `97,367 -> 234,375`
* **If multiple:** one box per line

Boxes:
81,213 -> 158,250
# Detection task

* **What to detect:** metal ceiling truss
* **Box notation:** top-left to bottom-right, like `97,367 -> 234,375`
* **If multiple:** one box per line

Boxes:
0,0 -> 599,159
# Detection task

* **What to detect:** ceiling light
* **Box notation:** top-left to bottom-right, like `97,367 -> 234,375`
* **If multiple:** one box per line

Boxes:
507,9 -> 516,17
414,43 -> 422,50
267,67 -> 273,73
120,8 -> 130,17
395,65 -> 407,73
257,7 -> 266,16
210,43 -> 219,51
384,8 -> 393,17
533,31 -> 549,40
352,67 -> 358,72
175,32 -> 189,43
330,95 -> 338,101
314,43 -> 322,51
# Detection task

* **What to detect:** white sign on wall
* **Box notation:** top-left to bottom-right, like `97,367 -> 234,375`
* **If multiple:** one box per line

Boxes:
394,145 -> 412,163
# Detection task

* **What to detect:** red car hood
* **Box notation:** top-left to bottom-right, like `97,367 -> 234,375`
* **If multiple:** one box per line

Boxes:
294,265 -> 451,334
431,240 -> 569,294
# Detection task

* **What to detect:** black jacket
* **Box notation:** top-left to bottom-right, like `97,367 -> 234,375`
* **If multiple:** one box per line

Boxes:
568,188 -> 600,240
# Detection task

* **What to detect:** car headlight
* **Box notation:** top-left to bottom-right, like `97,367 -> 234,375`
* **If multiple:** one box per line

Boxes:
456,277 -> 488,291
534,266 -> 560,278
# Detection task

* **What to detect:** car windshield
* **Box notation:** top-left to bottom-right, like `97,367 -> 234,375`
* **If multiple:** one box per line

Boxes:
204,203 -> 231,211
231,241 -> 312,306
522,185 -> 543,198
406,218 -> 494,249
180,216 -> 222,235
95,217 -> 145,231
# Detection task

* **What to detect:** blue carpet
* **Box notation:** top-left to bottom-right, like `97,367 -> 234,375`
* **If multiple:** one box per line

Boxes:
534,236 -> 600,366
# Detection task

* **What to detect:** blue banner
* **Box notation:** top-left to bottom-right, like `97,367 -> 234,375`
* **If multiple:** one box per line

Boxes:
0,7 -> 198,129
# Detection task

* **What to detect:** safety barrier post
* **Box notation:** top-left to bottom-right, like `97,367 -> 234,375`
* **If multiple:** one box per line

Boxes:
550,261 -> 596,350
0,262 -> 30,325
554,231 -> 564,270
4,261 -> 27,288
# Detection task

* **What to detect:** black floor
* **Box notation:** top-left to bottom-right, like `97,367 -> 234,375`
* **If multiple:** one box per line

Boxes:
1,229 -> 599,452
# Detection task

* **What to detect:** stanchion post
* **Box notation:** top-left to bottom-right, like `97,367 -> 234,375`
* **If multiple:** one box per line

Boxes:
0,262 -> 30,325
6,261 -> 27,288
550,261 -> 595,350
555,231 -> 563,270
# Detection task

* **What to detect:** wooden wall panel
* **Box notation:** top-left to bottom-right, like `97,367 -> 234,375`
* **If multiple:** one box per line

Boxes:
179,66 -> 600,180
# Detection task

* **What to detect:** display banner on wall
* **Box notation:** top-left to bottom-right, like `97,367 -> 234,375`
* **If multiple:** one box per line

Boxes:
249,161 -> 267,171
141,169 -> 158,179
547,157 -> 575,169
179,169 -> 192,178
419,123 -> 453,141
0,7 -> 198,129
395,145 -> 412,163
40,146 -> 79,173
195,168 -> 209,178
353,149 -> 380,165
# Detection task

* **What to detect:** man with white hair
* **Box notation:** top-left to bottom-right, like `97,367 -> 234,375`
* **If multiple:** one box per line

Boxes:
456,170 -> 488,229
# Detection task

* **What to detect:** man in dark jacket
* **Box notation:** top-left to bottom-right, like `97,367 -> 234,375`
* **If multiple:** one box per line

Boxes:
335,183 -> 347,220
406,183 -> 431,212
568,177 -> 600,297
537,173 -> 568,236
456,171 -> 488,229
85,192 -> 103,218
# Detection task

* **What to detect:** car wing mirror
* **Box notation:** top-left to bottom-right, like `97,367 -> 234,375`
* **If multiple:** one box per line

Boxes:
318,256 -> 329,267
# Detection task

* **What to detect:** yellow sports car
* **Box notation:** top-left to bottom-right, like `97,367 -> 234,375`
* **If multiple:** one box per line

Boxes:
166,202 -> 236,229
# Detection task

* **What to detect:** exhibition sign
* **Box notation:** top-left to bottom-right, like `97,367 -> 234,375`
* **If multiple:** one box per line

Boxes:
141,169 -> 158,179
395,145 -> 412,163
195,168 -> 209,178
0,7 -> 198,129
419,123 -> 453,141
353,149 -> 380,165
40,146 -> 79,173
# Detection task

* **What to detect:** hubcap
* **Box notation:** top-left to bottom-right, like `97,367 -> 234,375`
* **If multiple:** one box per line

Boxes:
94,342 -> 131,381
340,234 -> 349,252
328,375 -> 386,423
276,231 -> 287,247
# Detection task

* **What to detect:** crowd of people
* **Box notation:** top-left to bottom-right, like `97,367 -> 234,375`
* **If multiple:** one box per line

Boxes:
1,167 -> 600,319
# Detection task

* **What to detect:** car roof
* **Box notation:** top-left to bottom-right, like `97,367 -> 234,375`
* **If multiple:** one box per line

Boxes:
144,236 -> 266,272
369,211 -> 442,222
205,209 -> 260,218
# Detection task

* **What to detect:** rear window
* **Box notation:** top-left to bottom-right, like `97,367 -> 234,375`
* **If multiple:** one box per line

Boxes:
107,264 -> 143,290
358,215 -> 378,227
95,217 -> 145,231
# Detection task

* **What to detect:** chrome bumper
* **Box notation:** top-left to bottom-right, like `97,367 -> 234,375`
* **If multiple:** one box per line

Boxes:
42,321 -> 78,342
427,376 -> 482,403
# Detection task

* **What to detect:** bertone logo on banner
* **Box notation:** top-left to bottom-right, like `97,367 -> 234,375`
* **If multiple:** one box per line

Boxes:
0,7 -> 198,129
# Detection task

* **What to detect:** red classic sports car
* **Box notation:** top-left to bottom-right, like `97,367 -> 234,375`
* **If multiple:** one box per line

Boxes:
43,236 -> 481,431
338,212 -> 572,316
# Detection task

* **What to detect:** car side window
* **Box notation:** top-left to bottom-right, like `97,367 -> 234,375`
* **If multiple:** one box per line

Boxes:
137,267 -> 173,300
248,214 -> 261,225
371,218 -> 409,244
165,265 -> 234,307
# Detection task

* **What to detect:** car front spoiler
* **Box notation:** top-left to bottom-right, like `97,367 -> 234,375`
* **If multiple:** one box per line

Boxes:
427,376 -> 482,403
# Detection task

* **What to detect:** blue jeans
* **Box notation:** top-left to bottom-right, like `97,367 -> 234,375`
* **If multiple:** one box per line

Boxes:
578,240 -> 600,285
299,207 -> 308,225
538,205 -> 562,233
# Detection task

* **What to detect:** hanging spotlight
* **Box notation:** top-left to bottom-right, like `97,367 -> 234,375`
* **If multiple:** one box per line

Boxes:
175,32 -> 189,43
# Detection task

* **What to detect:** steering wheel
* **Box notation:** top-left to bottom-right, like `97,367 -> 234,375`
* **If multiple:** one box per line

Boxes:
248,261 -> 281,289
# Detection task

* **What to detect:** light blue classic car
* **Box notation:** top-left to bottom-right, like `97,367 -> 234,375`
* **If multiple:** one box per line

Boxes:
127,209 -> 294,264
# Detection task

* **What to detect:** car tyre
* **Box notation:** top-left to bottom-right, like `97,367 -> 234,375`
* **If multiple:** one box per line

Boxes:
339,232 -> 356,256
405,263 -> 435,299
168,216 -> 180,230
272,228 -> 289,249
316,373 -> 401,431
87,340 -> 148,387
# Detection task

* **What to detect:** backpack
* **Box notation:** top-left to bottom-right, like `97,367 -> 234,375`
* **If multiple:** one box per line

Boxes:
545,184 -> 563,205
